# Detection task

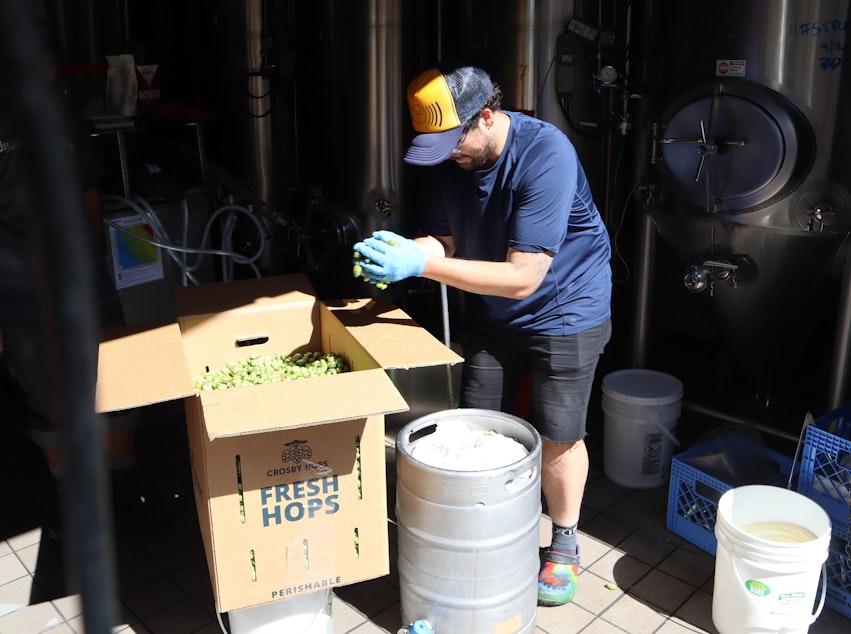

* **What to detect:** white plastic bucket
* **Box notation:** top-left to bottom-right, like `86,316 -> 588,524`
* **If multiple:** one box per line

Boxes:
712,485 -> 832,634
601,369 -> 683,488
227,589 -> 332,634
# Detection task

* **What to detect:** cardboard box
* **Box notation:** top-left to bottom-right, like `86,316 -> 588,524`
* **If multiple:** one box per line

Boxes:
95,274 -> 462,613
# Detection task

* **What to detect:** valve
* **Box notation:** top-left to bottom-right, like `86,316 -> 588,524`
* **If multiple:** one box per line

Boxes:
398,619 -> 435,634
684,259 -> 739,296
683,265 -> 710,293
806,203 -> 835,231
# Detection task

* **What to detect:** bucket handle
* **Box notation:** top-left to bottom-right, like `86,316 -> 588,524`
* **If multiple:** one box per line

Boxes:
651,418 -> 681,447
611,411 -> 681,447
814,564 -> 828,622
727,556 -> 828,625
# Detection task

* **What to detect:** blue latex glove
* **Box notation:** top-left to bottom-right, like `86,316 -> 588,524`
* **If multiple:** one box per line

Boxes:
352,230 -> 426,282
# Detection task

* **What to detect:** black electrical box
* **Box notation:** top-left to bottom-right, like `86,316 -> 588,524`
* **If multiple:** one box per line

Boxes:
555,33 -> 576,94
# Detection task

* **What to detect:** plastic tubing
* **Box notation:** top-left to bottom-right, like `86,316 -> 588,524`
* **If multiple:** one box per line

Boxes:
101,194 -> 268,283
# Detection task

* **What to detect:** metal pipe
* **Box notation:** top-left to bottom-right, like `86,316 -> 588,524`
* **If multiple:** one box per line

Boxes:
683,400 -> 800,443
630,207 -> 655,367
829,249 -> 851,408
116,130 -> 130,197
536,0 -> 574,131
243,0 -> 275,205
626,0 -> 655,370
439,282 -> 455,408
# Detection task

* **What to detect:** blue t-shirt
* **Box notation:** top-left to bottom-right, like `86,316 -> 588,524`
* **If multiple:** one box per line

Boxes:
420,111 -> 612,335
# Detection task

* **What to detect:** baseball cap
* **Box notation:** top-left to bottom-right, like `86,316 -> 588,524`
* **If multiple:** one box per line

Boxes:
404,65 -> 494,166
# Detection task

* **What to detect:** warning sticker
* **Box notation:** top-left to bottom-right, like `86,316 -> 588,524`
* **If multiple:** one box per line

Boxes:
716,59 -> 746,77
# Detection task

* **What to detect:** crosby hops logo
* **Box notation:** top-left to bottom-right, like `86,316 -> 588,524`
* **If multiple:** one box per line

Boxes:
261,440 -> 338,526
282,439 -> 312,464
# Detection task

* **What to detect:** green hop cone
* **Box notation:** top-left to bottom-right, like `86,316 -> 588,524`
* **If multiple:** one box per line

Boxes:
352,249 -> 391,290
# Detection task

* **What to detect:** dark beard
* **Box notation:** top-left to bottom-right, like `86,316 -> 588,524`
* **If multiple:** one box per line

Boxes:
468,152 -> 489,170
468,136 -> 496,170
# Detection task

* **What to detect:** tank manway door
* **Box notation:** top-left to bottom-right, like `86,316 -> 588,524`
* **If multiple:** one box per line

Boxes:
651,82 -> 814,214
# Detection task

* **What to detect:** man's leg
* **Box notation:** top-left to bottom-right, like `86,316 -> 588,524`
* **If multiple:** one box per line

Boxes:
541,437 -> 588,529
533,320 -> 610,606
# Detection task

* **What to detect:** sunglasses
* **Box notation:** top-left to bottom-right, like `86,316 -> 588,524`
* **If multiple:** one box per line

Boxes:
449,120 -> 476,157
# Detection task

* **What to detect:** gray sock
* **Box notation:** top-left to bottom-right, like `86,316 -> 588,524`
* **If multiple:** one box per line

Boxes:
550,522 -> 578,556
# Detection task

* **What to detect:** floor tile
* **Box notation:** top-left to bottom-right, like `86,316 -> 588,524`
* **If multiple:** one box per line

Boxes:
534,601 -> 594,633
0,599 -> 64,633
655,547 -> 715,587
628,568 -> 695,614
0,574 -> 39,618
617,530 -> 678,568
656,619 -> 707,633
0,552 -> 30,586
50,593 -> 82,621
600,593 -> 667,632
672,591 -> 718,634
585,549 -> 651,591
40,623 -> 76,633
331,596 -> 369,632
572,570 -> 623,616
141,597 -> 213,633
121,577 -> 186,621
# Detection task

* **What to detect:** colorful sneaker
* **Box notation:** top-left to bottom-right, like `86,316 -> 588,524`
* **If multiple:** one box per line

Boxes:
537,548 -> 580,607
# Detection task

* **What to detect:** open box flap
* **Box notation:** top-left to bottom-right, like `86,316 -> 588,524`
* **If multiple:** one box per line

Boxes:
198,367 -> 409,439
95,321 -> 195,413
326,298 -> 463,370
173,273 -> 317,318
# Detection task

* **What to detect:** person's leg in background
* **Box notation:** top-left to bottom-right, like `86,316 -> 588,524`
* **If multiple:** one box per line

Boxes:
2,321 -> 172,539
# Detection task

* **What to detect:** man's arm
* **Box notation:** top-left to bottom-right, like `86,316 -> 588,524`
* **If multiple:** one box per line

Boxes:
357,231 -> 553,300
417,242 -> 553,300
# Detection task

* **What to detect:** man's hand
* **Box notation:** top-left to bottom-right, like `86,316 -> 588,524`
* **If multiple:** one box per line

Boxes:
353,230 -> 426,282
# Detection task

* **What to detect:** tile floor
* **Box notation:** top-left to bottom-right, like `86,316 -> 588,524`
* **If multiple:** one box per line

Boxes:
1,400 -> 849,634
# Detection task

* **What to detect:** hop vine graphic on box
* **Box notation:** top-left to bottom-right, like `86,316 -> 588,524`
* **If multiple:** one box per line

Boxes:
282,440 -> 312,464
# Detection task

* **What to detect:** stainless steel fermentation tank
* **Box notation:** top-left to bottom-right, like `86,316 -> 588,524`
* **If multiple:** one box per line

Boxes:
634,1 -> 851,426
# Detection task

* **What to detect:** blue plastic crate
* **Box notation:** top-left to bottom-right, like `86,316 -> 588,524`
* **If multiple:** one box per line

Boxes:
823,528 -> 851,619
666,432 -> 793,556
796,402 -> 851,619
797,402 -> 851,529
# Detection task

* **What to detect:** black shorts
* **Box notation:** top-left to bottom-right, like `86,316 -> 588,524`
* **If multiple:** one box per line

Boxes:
459,319 -> 611,443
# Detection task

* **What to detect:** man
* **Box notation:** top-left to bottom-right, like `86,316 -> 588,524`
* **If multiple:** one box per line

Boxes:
353,64 -> 612,607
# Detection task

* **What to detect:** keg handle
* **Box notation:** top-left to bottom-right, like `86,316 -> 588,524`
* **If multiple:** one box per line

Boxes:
504,465 -> 539,493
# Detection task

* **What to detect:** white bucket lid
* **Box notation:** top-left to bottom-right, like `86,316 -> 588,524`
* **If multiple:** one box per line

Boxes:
602,369 -> 683,406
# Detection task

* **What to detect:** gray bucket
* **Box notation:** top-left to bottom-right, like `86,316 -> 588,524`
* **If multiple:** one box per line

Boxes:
395,409 -> 542,634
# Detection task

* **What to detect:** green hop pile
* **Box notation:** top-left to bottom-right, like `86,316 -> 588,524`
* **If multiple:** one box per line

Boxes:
352,246 -> 391,290
193,351 -> 350,392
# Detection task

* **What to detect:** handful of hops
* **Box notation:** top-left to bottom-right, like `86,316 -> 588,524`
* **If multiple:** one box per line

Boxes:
193,351 -> 350,392
352,251 -> 390,290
